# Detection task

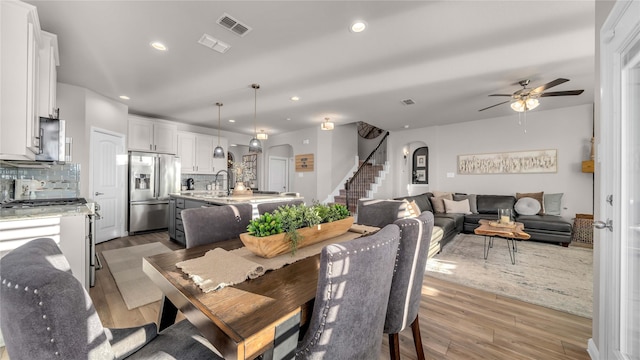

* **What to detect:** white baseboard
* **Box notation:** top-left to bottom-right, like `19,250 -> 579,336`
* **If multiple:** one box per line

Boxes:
587,338 -> 599,360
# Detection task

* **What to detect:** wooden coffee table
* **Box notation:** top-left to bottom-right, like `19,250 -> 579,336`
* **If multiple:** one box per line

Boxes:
474,219 -> 531,264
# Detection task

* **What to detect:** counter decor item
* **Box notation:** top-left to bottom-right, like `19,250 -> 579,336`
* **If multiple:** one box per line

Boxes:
231,160 -> 253,196
240,203 -> 352,258
498,208 -> 513,224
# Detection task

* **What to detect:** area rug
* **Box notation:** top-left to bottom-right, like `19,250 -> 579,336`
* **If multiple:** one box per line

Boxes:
102,243 -> 172,310
426,234 -> 593,318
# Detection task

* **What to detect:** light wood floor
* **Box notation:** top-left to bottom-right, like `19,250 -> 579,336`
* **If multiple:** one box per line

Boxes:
1,232 -> 592,359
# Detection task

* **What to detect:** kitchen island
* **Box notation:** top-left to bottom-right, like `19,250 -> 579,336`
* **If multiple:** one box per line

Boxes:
168,191 -> 304,245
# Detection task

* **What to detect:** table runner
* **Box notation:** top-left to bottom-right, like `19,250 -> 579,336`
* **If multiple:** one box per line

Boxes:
177,224 -> 379,292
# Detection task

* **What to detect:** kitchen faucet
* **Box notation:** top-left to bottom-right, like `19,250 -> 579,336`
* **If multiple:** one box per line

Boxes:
214,170 -> 230,196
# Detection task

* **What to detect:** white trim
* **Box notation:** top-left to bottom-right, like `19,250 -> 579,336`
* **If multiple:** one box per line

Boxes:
588,338 -> 599,360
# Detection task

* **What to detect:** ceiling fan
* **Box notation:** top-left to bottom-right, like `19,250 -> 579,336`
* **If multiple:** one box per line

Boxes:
479,78 -> 584,112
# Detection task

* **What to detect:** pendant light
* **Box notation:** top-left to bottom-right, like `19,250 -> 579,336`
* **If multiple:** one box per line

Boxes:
248,83 -> 262,153
213,102 -> 225,158
321,117 -> 334,130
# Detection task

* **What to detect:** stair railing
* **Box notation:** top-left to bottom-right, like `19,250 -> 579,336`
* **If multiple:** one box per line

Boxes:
345,132 -> 390,212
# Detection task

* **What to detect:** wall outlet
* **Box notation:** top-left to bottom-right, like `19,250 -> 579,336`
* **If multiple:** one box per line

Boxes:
447,172 -> 455,178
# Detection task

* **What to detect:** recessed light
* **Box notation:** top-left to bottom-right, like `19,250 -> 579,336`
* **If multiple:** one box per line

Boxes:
290,96 -> 300,101
286,118 -> 291,121
404,125 -> 410,129
150,41 -> 167,51
228,119 -> 235,123
350,21 -> 367,33
119,95 -> 130,100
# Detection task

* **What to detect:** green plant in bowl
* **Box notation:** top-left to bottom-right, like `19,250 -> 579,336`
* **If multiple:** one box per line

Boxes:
246,212 -> 283,237
246,202 -> 352,255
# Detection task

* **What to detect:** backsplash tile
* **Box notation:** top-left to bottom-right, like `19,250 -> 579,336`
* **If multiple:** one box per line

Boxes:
0,163 -> 81,201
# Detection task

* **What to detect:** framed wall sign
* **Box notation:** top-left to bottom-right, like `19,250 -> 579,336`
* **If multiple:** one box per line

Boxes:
457,149 -> 557,174
295,154 -> 314,172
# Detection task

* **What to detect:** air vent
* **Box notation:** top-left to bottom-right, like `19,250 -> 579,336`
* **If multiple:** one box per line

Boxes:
198,34 -> 230,54
217,13 -> 252,37
401,98 -> 416,105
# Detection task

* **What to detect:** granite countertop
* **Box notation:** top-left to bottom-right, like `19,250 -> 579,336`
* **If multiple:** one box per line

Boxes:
0,204 -> 92,221
171,191 -> 303,205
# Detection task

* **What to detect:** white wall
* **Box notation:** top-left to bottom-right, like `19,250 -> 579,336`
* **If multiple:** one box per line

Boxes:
386,104 -> 594,220
268,127 -> 317,203
58,83 -> 128,198
330,123 -> 358,190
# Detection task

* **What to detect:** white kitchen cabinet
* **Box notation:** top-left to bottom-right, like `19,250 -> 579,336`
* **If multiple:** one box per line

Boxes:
177,131 -> 197,173
128,115 -> 177,154
38,31 -> 59,118
0,1 -> 42,160
177,131 -> 223,174
0,214 -> 88,289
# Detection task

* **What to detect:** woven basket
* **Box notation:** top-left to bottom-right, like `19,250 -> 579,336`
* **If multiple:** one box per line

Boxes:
571,213 -> 594,244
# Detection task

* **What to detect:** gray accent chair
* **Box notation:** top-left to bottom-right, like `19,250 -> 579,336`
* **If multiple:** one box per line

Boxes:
257,199 -> 304,215
295,224 -> 401,359
0,238 -> 223,360
182,203 -> 253,249
385,211 -> 435,360
356,199 -> 408,228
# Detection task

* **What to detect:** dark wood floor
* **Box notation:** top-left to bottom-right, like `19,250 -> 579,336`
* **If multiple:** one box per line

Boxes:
1,232 -> 592,359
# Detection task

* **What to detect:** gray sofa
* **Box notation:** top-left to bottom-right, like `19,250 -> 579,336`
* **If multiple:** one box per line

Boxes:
357,192 -> 573,249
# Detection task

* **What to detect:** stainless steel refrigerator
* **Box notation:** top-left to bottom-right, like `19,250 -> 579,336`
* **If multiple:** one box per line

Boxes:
128,151 -> 180,234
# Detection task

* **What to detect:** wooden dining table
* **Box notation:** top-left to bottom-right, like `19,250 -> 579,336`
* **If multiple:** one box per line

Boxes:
142,237 -> 322,360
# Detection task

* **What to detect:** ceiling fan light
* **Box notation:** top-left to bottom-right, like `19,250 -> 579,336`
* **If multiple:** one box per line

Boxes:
249,137 -> 262,153
511,100 -> 525,112
526,98 -> 539,110
213,145 -> 225,158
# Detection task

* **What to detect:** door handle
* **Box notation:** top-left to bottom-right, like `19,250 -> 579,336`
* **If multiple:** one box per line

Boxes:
95,192 -> 104,196
593,219 -> 613,232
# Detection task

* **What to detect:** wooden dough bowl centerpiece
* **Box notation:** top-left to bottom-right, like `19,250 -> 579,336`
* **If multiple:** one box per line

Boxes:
239,203 -> 353,258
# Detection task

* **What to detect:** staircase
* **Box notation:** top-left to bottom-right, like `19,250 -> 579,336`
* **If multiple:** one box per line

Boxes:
333,162 -> 385,213
332,131 -> 390,214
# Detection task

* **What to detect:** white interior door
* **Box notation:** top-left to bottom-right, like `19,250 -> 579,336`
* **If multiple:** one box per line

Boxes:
91,128 -> 126,243
598,2 -> 640,359
269,156 -> 288,192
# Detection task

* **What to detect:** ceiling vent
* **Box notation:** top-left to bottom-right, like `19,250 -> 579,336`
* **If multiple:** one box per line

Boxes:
198,34 -> 230,54
217,13 -> 252,37
401,98 -> 416,105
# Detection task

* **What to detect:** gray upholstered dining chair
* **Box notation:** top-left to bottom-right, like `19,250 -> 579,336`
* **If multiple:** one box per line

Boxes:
385,211 -> 435,360
295,224 -> 401,359
257,199 -> 304,215
182,203 -> 253,249
0,238 -> 223,360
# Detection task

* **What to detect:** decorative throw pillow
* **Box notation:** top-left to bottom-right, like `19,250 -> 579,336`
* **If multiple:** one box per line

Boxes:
432,191 -> 454,199
544,193 -> 563,215
516,192 -> 544,215
443,198 -> 472,214
429,196 -> 447,214
453,194 -> 478,213
406,200 -> 421,218
403,200 -> 420,218
514,197 -> 541,216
